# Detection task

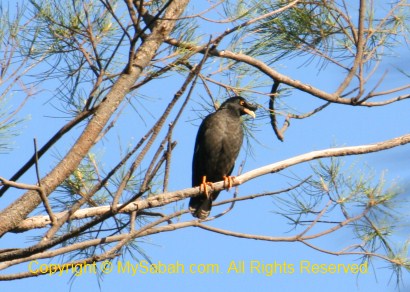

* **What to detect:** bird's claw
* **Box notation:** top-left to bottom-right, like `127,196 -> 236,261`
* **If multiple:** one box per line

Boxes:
223,175 -> 235,191
200,176 -> 213,199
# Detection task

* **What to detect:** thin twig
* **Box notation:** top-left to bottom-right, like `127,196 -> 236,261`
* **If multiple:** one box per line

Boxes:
163,136 -> 172,192
269,80 -> 285,141
0,109 -> 95,198
33,138 -> 41,186
33,138 -> 57,227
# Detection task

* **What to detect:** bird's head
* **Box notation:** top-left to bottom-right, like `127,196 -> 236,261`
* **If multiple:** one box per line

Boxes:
219,96 -> 257,118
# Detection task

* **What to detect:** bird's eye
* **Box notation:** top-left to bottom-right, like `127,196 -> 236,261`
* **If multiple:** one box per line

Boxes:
239,100 -> 245,106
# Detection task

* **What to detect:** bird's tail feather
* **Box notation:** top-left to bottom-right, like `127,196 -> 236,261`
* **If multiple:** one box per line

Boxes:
189,192 -> 220,219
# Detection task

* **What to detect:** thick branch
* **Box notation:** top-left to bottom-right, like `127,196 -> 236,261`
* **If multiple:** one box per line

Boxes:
12,133 -> 410,232
0,0 -> 190,237
165,39 -> 410,106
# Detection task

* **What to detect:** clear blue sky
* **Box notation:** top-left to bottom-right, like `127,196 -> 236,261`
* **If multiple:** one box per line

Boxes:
1,1 -> 409,291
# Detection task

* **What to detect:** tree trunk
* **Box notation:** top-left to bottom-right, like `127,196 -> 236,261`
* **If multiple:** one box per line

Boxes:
0,0 -> 190,237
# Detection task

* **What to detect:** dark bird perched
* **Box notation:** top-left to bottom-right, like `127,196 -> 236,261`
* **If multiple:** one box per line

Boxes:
190,96 -> 257,219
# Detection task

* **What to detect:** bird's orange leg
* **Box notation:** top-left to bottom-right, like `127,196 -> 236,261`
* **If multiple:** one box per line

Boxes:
223,176 -> 235,191
200,176 -> 213,198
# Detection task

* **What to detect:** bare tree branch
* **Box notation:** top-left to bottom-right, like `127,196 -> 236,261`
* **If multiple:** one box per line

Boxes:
1,0 -> 409,284
10,133 -> 410,232
0,0 -> 191,237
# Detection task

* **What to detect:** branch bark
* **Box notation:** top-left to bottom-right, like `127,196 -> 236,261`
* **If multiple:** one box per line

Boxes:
12,133 -> 410,232
164,42 -> 410,106
0,0 -> 190,238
